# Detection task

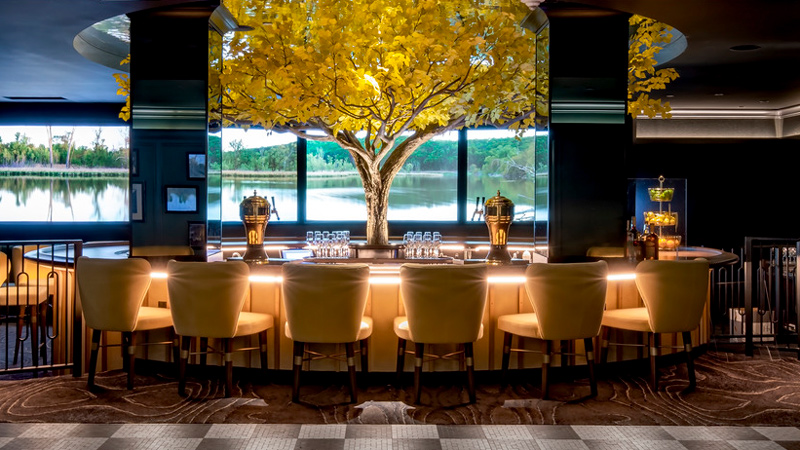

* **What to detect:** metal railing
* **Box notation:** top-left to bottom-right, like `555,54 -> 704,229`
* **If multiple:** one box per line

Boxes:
0,240 -> 83,376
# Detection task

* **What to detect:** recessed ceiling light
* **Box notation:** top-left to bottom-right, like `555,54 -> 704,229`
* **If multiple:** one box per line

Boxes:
666,94 -> 674,98
758,99 -> 770,104
714,93 -> 724,97
730,44 -> 762,51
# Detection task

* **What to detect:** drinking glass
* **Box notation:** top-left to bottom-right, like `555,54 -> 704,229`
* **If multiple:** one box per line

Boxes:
306,231 -> 315,253
413,232 -> 423,259
432,232 -> 442,258
423,232 -> 433,259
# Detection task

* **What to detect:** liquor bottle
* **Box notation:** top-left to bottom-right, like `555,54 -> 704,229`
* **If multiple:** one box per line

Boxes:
624,216 -> 641,263
641,221 -> 659,260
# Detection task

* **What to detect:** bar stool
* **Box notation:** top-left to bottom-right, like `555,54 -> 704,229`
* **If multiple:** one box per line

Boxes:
497,261 -> 608,399
2,247 -> 55,366
281,263 -> 372,404
76,256 -> 174,390
167,260 -> 274,398
600,259 -> 710,390
394,263 -> 488,404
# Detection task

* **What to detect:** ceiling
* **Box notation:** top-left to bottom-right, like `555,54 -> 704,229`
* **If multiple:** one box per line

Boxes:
1,0 -> 799,113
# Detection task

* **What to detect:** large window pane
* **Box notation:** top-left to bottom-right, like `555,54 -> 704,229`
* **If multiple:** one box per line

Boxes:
306,131 -> 458,221
466,129 -> 541,222
220,128 -> 297,222
0,125 -> 129,221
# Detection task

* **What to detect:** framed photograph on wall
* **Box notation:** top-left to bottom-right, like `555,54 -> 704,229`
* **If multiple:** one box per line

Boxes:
165,185 -> 198,213
131,182 -> 144,221
131,149 -> 139,176
188,221 -> 206,249
187,153 -> 206,179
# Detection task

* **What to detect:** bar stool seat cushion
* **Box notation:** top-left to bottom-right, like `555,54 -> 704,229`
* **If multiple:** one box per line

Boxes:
496,313 -> 542,339
0,281 -> 51,305
393,316 -> 484,342
236,311 -> 275,337
133,306 -> 174,331
285,316 -> 372,341
601,307 -> 650,332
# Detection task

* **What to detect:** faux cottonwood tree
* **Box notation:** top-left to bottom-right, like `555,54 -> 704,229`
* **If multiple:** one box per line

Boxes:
220,0 -> 538,245
628,14 -> 679,118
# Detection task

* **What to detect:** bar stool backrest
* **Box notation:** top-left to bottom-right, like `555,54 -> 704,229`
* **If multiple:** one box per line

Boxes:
0,251 -> 7,285
77,256 -> 152,332
399,263 -> 488,344
167,260 -> 250,338
635,259 -> 710,333
524,261 -> 608,341
282,263 -> 370,343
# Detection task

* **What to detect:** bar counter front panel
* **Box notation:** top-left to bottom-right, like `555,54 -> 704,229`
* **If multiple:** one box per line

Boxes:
113,263 -> 711,374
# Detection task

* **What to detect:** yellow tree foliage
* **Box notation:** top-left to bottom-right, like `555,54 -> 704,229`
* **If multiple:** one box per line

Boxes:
220,0 -> 538,244
628,14 -> 679,119
113,55 -> 131,121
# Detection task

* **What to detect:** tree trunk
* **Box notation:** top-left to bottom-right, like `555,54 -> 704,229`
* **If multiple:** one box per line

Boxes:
363,175 -> 391,245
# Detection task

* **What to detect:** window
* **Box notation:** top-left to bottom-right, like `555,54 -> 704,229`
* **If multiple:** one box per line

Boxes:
0,125 -> 130,222
217,128 -> 298,222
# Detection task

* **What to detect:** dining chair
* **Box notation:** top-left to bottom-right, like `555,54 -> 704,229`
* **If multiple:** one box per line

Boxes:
497,261 -> 608,399
167,260 -> 274,397
394,263 -> 488,404
76,256 -> 174,390
600,259 -> 710,390
281,262 -> 372,403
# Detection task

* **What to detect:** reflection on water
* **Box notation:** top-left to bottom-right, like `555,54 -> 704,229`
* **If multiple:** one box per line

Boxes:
0,176 -> 128,221
1,174 -> 538,222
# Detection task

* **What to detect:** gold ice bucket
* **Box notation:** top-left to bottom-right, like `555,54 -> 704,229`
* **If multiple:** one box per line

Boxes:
239,190 -> 270,264
484,190 -> 514,265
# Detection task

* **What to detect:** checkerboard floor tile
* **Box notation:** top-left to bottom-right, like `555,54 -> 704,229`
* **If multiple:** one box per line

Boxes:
0,424 -> 796,449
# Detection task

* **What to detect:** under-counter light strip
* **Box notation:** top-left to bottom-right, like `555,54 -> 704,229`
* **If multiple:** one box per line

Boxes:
150,272 -> 636,283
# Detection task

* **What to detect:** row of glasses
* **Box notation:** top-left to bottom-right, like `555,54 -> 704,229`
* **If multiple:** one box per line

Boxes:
306,230 -> 351,258
403,231 -> 442,259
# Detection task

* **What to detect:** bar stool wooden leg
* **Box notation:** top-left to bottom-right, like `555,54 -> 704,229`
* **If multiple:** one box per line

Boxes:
178,336 -> 191,397
224,338 -> 234,398
125,331 -> 136,390
464,342 -> 476,404
360,338 -> 369,377
541,340 -> 551,400
413,342 -> 424,404
258,330 -> 269,378
395,338 -> 406,385
649,332 -> 659,390
501,332 -> 512,385
88,329 -> 102,389
584,337 -> 597,397
683,331 -> 696,390
346,342 -> 358,403
599,326 -> 610,364
200,337 -> 209,366
292,341 -> 304,402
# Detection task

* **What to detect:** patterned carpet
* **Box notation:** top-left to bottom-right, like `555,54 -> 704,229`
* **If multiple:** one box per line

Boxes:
1,348 -> 799,426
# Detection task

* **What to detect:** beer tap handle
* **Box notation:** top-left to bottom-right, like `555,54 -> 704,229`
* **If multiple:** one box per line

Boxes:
471,196 -> 481,221
271,196 -> 280,220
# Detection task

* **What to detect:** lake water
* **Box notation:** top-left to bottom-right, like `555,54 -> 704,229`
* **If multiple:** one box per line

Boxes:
1,174 -> 539,222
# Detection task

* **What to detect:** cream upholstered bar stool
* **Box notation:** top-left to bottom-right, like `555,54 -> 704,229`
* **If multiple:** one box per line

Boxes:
497,261 -> 608,399
394,263 -> 488,404
281,263 -> 372,404
167,260 -> 274,398
76,256 -> 174,390
600,259 -> 710,390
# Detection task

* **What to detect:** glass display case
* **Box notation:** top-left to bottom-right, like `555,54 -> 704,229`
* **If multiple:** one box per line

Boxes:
628,176 -> 687,248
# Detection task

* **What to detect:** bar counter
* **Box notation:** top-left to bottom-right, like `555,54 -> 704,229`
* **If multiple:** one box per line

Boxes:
129,256 -> 715,374
24,242 -> 729,375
